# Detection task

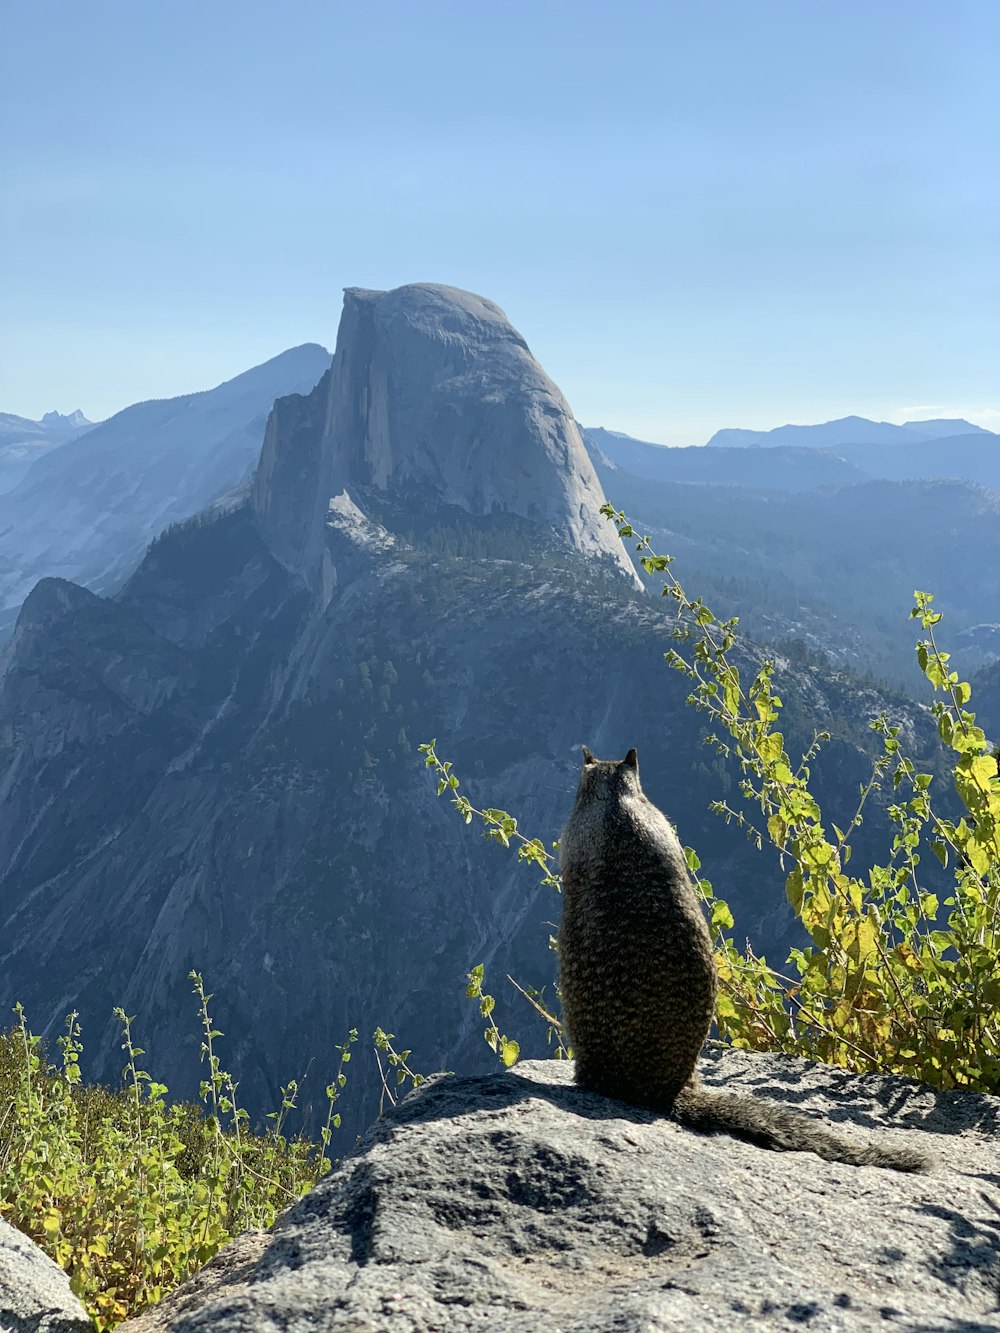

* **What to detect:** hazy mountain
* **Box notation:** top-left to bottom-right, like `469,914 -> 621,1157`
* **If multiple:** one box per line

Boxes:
0,344 -> 331,639
705,415 -> 991,450
0,408 -> 94,493
835,434 -> 1000,491
583,425 -> 1000,687
589,444 -> 1000,683
902,419 -> 993,440
586,425 -> 1000,496
0,283 -> 933,1134
584,427 -> 868,491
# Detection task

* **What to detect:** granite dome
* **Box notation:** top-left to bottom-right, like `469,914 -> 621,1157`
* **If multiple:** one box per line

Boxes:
251,283 -> 640,586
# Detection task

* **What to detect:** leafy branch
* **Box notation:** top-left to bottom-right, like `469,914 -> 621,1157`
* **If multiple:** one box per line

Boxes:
419,740 -> 561,889
372,1028 -> 425,1114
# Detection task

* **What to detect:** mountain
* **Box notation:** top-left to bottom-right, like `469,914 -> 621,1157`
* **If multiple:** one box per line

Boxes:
0,408 -> 94,494
41,409 -> 91,431
589,420 -> 1000,688
835,433 -> 1000,491
587,424 -> 1000,497
584,427 -> 869,491
247,285 -> 635,586
259,285 -> 635,588
586,441 -> 1000,683
902,418 -> 993,440
0,283 -> 931,1134
705,415 -> 991,450
0,345 -> 332,639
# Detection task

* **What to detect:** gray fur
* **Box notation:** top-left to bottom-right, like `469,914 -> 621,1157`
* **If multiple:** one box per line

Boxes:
558,747 -> 932,1173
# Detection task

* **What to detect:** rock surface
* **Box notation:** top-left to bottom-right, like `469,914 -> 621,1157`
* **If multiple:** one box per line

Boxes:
123,1049 -> 999,1332
251,284 -> 639,587
0,1217 -> 91,1333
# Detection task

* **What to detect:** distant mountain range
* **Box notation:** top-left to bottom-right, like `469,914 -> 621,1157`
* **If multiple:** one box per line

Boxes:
586,421 -> 1000,492
3,361 -> 994,686
585,427 -> 867,491
705,415 -> 993,449
0,345 -> 331,639
4,366 -> 994,689
582,423 -> 1000,685
0,408 -> 94,493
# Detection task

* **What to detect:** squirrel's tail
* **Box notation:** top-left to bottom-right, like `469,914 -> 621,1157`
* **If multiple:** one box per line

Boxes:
672,1087 -> 932,1174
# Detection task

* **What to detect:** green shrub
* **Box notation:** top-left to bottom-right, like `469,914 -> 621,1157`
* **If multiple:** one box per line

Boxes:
0,974 -> 355,1329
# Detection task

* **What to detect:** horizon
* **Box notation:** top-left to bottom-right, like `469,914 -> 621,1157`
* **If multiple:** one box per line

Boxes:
3,2 -> 998,443
8,327 -> 997,447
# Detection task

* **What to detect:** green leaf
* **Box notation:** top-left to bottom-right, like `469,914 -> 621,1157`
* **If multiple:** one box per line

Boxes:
711,900 -> 735,931
500,1039 -> 520,1068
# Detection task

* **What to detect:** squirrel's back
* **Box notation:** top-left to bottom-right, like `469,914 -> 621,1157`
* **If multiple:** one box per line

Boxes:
559,746 -> 716,1108
558,746 -> 932,1174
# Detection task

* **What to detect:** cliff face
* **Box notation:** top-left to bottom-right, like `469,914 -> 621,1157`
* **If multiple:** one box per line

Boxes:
0,513 -> 690,1134
251,284 -> 638,587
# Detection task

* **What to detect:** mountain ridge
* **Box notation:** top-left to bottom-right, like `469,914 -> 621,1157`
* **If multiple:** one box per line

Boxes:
705,414 -> 994,450
0,409 -> 95,495
0,343 -> 332,640
585,424 -> 1000,495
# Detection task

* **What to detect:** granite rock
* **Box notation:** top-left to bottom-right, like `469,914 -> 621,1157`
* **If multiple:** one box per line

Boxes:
251,284 -> 640,587
0,1218 -> 91,1333
123,1049 -> 1000,1332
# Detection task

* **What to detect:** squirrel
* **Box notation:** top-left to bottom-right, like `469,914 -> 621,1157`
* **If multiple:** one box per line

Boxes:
557,746 -> 931,1173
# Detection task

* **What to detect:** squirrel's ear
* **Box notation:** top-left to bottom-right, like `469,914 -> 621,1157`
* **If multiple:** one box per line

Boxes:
582,746 -> 596,765
624,748 -> 638,770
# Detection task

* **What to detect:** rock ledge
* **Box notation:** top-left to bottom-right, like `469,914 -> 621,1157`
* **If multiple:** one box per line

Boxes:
123,1048 -> 999,1332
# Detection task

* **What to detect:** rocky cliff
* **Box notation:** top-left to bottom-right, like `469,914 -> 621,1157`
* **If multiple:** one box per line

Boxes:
122,1050 -> 996,1332
251,284 -> 638,588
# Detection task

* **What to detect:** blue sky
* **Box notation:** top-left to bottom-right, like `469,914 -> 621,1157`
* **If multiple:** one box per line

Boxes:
3,1 -> 997,443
